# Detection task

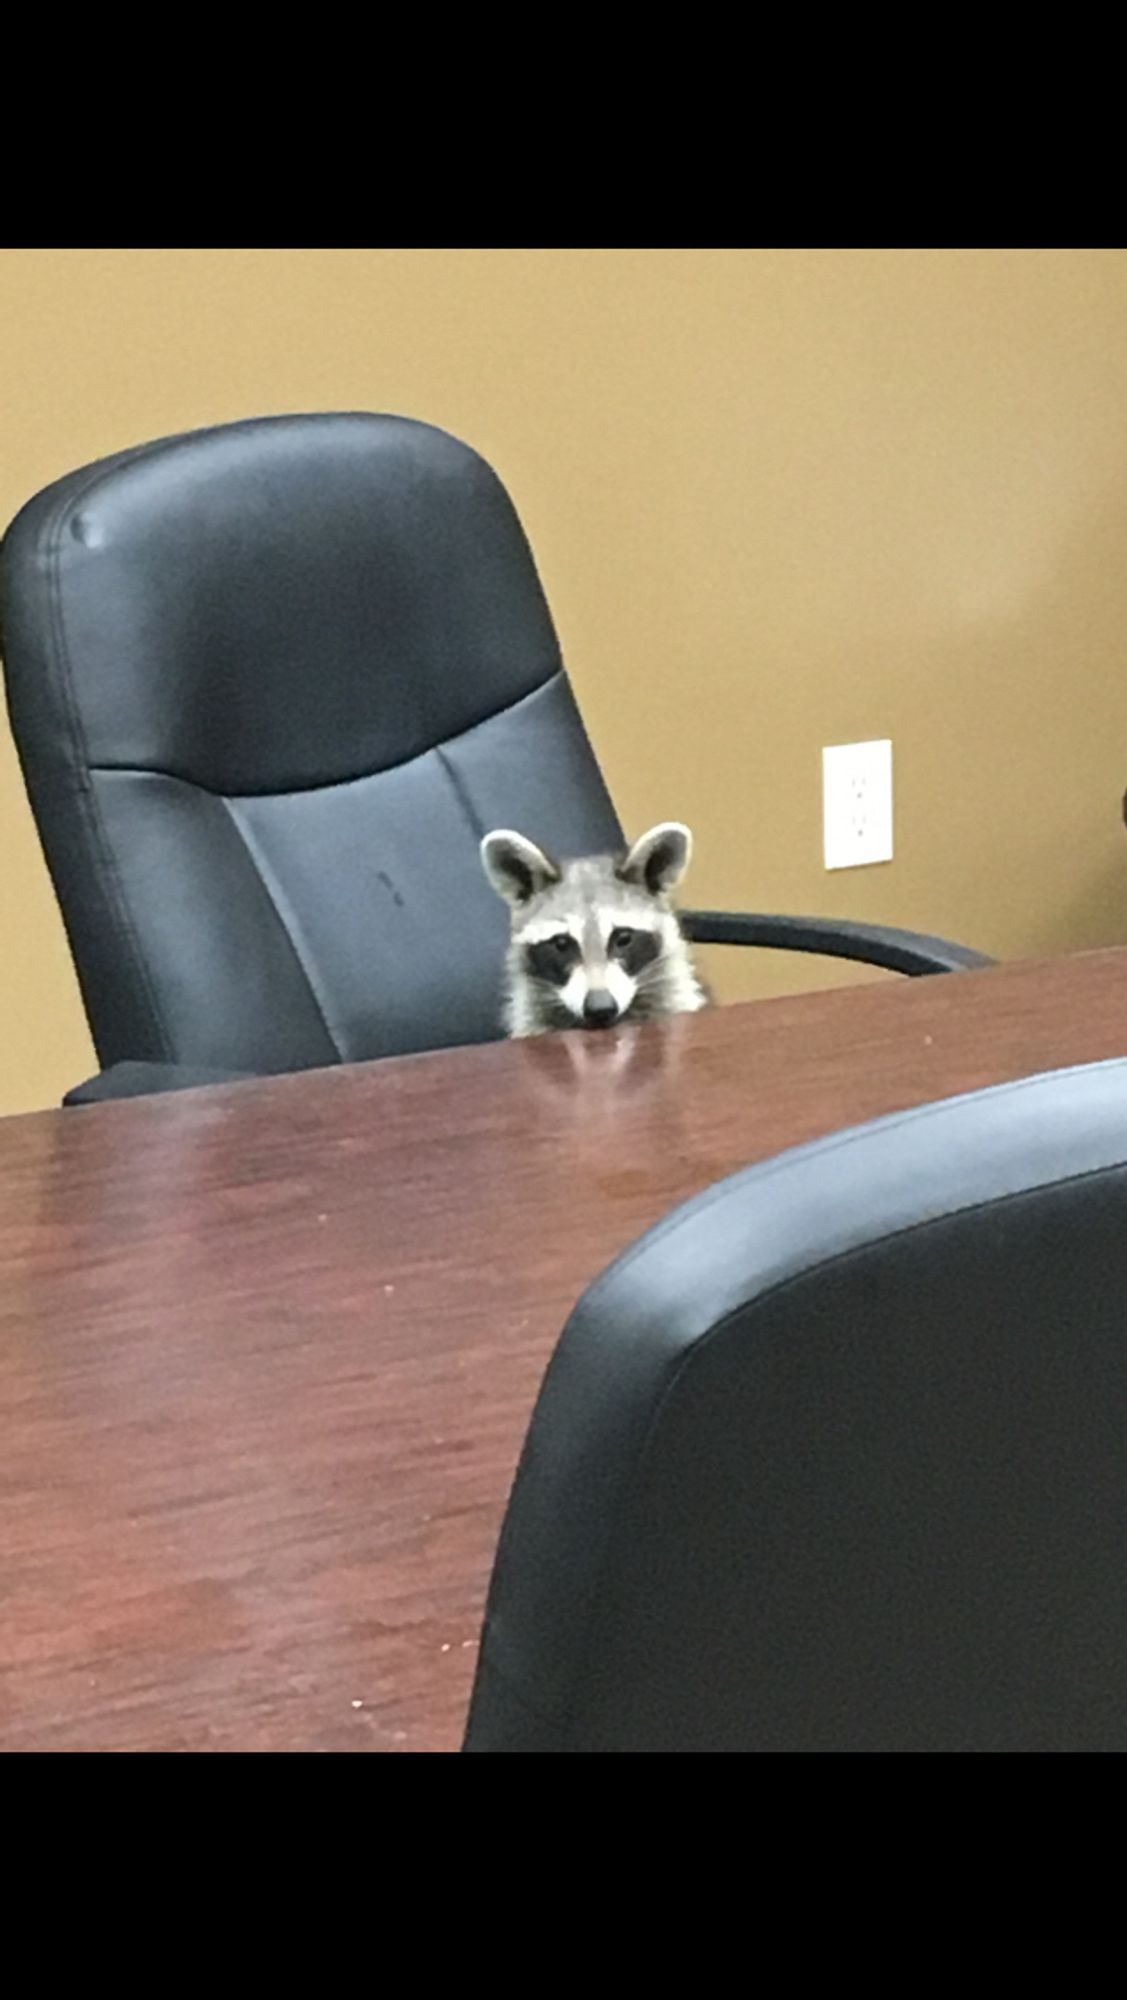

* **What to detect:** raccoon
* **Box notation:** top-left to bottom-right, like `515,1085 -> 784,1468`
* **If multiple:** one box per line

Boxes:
480,821 -> 710,1036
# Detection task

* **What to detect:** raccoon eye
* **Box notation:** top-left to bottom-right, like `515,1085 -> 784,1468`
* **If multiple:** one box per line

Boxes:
551,933 -> 573,954
610,927 -> 636,953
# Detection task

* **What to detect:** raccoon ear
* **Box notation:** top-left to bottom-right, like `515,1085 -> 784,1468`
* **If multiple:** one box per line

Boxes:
480,830 -> 562,906
618,822 -> 693,896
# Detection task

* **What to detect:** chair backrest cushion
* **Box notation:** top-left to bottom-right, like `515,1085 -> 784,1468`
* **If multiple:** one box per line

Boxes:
465,1059 -> 1127,1751
0,414 -> 621,1069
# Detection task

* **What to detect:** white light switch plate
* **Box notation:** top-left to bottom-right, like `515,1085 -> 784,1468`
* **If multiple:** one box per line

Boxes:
823,739 -> 893,870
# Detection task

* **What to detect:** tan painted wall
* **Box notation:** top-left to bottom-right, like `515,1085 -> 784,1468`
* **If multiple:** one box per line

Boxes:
3,248 -> 1127,1114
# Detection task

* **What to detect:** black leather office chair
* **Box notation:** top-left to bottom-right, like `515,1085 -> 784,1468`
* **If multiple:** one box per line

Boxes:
0,414 -> 989,1106
464,1059 -> 1127,1752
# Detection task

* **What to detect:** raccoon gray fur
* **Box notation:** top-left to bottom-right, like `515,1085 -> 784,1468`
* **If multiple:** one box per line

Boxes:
480,821 -> 711,1037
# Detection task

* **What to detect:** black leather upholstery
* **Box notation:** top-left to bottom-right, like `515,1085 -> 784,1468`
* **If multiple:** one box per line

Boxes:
0,415 -> 621,1075
464,1059 -> 1127,1752
61,1062 -> 255,1106
0,413 -> 989,1098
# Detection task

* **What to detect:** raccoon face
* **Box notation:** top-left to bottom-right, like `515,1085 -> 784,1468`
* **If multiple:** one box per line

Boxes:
481,823 -> 694,1031
519,918 -> 664,1028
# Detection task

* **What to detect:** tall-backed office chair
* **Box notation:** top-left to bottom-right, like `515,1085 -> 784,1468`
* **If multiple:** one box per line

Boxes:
0,414 -> 989,1106
464,1059 -> 1127,1752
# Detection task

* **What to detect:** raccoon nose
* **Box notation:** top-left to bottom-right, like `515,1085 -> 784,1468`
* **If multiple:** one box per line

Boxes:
583,991 -> 619,1028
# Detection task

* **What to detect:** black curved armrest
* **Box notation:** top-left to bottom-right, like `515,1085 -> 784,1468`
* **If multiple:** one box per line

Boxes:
63,1062 -> 259,1106
679,910 -> 994,978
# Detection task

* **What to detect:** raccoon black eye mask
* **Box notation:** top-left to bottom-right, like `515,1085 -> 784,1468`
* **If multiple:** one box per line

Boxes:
480,822 -> 711,1037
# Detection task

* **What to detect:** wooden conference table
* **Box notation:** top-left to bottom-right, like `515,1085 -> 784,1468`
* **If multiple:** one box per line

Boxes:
3,947 -> 1127,1753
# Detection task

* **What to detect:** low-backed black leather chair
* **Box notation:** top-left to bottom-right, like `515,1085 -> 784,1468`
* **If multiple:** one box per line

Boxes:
464,1059 -> 1127,1752
0,415 -> 989,1106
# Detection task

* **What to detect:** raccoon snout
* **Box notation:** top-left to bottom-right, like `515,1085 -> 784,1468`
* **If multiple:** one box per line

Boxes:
583,991 -> 620,1029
